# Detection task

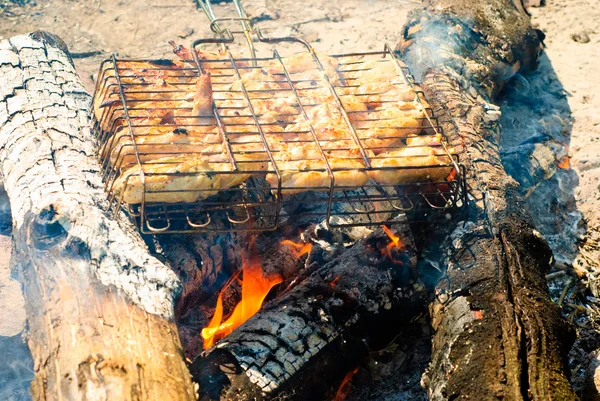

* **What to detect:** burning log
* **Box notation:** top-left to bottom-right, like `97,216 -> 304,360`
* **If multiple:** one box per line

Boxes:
0,32 -> 196,400
397,0 -> 578,399
162,229 -> 321,359
188,222 -> 427,401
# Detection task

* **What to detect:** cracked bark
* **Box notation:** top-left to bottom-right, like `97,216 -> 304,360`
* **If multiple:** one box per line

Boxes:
397,0 -> 578,399
188,223 -> 428,401
0,32 -> 196,400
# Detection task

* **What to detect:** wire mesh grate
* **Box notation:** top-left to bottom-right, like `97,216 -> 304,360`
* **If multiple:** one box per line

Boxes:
91,27 -> 466,233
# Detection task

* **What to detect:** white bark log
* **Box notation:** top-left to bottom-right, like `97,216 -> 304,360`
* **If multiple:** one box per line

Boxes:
0,31 -> 196,401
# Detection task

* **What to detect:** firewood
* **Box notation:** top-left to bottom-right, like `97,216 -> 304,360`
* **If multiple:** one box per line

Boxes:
188,223 -> 428,401
397,0 -> 578,399
0,32 -> 196,400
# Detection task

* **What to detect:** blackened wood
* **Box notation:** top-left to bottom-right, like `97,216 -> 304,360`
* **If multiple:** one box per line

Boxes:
398,0 -> 577,399
164,201 -> 393,361
189,224 -> 428,401
0,32 -> 196,400
163,228 -> 321,360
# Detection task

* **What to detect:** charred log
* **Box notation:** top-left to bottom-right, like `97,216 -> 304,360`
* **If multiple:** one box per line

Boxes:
164,200 -> 404,362
188,223 -> 428,401
0,32 -> 196,400
162,227 -> 328,360
398,0 -> 578,399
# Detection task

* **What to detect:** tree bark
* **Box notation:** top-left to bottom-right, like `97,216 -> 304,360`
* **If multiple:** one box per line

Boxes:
397,0 -> 578,399
0,32 -> 196,400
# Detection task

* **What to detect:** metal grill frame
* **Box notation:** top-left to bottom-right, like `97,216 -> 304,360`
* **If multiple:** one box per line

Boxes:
91,31 -> 466,234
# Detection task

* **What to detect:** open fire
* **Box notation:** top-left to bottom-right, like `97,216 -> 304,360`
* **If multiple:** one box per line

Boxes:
201,241 -> 283,349
382,225 -> 405,263
281,240 -> 313,258
332,367 -> 359,401
0,0 -> 583,398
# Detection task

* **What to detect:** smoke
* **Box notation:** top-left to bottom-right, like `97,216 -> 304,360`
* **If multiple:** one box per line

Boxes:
500,53 -> 583,265
0,335 -> 33,401
398,13 -> 479,83
0,183 -> 33,401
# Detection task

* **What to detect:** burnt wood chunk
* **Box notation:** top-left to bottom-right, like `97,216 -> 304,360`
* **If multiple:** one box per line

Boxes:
398,0 -> 578,399
0,32 -> 196,400
189,224 -> 427,401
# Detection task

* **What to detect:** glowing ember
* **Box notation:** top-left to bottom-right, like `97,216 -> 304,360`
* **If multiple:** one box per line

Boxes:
281,239 -> 313,257
382,225 -> 404,263
201,249 -> 282,349
333,367 -> 359,401
446,166 -> 458,181
558,156 -> 570,169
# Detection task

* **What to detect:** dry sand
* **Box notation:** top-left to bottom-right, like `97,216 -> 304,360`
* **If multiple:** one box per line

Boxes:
530,0 -> 600,274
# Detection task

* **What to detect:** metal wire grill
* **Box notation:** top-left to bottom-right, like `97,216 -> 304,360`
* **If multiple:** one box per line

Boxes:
91,8 -> 465,234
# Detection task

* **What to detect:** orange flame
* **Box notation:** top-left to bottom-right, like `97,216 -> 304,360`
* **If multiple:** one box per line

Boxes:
281,239 -> 313,257
333,367 -> 359,401
558,156 -> 570,169
382,225 -> 404,263
446,167 -> 458,181
201,249 -> 282,349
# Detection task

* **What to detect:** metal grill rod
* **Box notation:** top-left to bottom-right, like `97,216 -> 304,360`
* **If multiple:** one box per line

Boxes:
272,49 -> 338,225
93,42 -> 466,233
196,0 -> 257,59
383,43 -> 463,184
110,55 -> 146,216
225,51 -> 282,228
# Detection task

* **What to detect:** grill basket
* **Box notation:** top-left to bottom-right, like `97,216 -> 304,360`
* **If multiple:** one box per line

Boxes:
91,3 -> 466,234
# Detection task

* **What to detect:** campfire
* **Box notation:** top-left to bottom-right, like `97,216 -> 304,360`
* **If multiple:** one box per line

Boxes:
86,0 -> 468,391
0,0 -> 586,400
201,240 -> 283,349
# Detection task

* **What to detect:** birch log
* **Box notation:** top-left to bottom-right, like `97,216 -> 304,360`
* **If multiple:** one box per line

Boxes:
0,32 -> 196,400
397,0 -> 578,399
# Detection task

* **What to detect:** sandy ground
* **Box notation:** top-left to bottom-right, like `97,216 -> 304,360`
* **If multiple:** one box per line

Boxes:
0,0 -> 598,399
0,234 -> 25,337
530,0 -> 600,276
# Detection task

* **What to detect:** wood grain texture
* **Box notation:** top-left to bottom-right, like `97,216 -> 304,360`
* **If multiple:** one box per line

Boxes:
398,0 -> 578,399
0,32 -> 196,401
188,222 -> 427,401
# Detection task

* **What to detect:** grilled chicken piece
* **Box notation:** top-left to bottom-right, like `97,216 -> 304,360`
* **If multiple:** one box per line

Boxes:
192,72 -> 214,117
107,122 -> 286,169
113,150 -> 269,204
265,145 -> 369,194
217,96 -> 299,118
101,70 -> 218,165
264,52 -> 342,85
353,104 -> 426,151
95,84 -> 204,132
406,133 -> 443,146
106,128 -> 222,168
93,59 -> 196,122
368,146 -> 456,184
